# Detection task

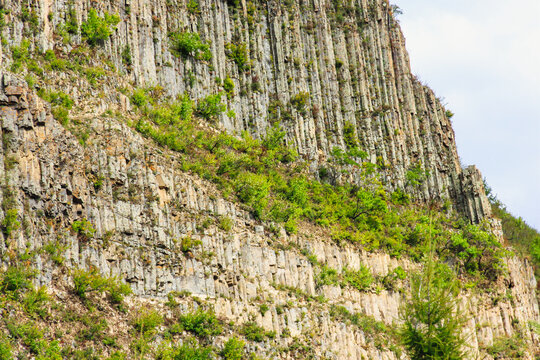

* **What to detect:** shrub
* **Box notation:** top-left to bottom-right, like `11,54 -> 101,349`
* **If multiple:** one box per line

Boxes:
223,75 -> 235,98
221,337 -> 245,360
316,265 -> 339,287
2,209 -> 20,238
131,88 -> 148,108
1,266 -> 35,293
163,339 -> 214,360
71,218 -> 96,240
234,172 -> 270,218
179,309 -> 222,338
343,265 -> 373,291
290,92 -> 310,114
10,39 -> 31,72
195,93 -> 226,121
218,216 -> 233,232
24,286 -> 49,318
169,31 -> 212,61
225,42 -> 249,72
405,161 -> 429,188
133,309 -> 163,335
240,322 -> 267,342
73,267 -> 131,303
121,45 -> 132,67
187,0 -> 201,15
81,9 -> 120,46
181,236 -> 202,253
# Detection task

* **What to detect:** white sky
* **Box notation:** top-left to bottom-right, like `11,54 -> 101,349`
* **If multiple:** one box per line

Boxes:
393,0 -> 540,230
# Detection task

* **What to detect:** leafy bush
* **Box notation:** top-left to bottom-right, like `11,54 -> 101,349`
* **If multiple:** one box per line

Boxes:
225,42 -> 249,71
81,9 -> 120,46
223,75 -> 235,98
343,265 -> 373,291
234,172 -> 270,218
162,339 -> 214,360
290,92 -> 310,114
195,93 -> 226,121
1,266 -> 35,294
131,88 -> 149,108
405,161 -> 429,188
71,218 -> 96,240
24,286 -> 49,318
240,322 -> 268,342
169,31 -> 212,61
221,337 -> 245,360
133,309 -> 163,335
316,265 -> 339,287
218,216 -> 233,232
73,267 -> 131,303
181,236 -> 202,253
2,209 -> 20,238
10,39 -> 31,72
179,309 -> 222,338
187,0 -> 201,15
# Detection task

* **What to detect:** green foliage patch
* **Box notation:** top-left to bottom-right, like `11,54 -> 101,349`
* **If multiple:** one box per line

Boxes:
130,93 -> 507,282
81,9 -> 120,46
169,30 -> 212,61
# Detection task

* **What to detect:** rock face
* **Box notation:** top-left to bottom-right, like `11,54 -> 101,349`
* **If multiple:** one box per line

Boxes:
1,0 -> 490,221
0,0 -> 538,358
0,72 -> 539,358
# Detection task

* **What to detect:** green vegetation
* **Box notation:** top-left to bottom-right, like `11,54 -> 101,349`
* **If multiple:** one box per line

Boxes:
160,339 -> 214,360
329,305 -> 398,351
181,236 -> 202,253
399,247 -> 466,359
195,93 -> 226,121
73,267 -> 131,304
240,322 -> 273,342
1,209 -> 20,238
71,218 -> 96,240
81,9 -> 120,46
129,92 -> 506,282
343,265 -> 374,291
187,0 -> 201,15
179,309 -> 222,338
486,334 -> 526,359
38,89 -> 74,126
1,266 -> 35,295
169,30 -> 212,61
10,39 -> 31,72
485,180 -> 540,279
221,337 -> 245,360
290,92 -> 310,114
225,42 -> 249,72
133,309 -> 163,335
223,75 -> 235,98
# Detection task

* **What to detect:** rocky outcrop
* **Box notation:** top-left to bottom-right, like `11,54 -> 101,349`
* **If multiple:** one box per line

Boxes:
0,73 -> 538,358
0,0 -> 491,222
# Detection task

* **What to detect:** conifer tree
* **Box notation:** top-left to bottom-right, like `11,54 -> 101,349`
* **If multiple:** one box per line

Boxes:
399,215 -> 467,359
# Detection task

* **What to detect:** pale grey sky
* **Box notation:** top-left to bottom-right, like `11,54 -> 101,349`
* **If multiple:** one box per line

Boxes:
393,0 -> 540,230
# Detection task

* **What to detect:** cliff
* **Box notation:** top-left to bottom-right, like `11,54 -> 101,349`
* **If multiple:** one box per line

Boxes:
0,0 -> 538,359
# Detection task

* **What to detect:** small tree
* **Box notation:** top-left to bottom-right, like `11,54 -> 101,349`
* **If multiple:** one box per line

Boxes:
81,9 -> 120,46
399,216 -> 467,359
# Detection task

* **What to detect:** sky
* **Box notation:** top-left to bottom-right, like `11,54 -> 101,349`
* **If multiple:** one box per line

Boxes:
392,0 -> 540,230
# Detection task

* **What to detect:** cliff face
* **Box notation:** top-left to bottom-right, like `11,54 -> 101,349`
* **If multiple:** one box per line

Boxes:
0,0 -> 538,359
0,74 -> 539,358
1,0 -> 490,221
